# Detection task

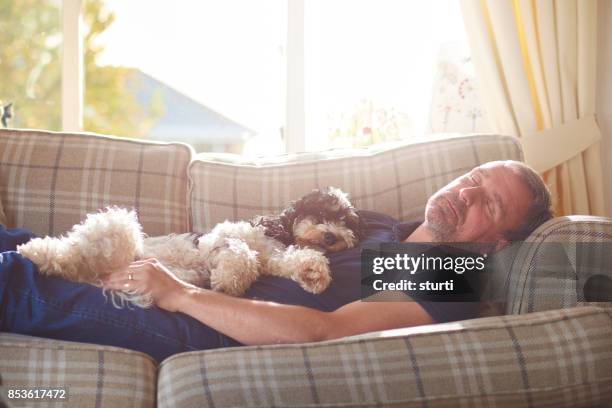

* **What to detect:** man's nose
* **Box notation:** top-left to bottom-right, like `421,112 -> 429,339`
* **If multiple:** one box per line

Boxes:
459,186 -> 481,206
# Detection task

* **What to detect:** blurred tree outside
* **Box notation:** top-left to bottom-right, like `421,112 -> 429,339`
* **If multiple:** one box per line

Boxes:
0,0 -> 162,137
0,0 -> 62,130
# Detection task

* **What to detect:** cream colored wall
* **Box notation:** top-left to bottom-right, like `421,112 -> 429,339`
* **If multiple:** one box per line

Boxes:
597,0 -> 612,217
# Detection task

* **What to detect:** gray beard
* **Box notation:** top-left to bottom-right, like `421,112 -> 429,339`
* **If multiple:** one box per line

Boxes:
424,206 -> 456,242
427,223 -> 454,242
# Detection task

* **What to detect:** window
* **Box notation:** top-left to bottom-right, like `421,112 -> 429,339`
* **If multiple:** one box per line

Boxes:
12,1 -> 488,155
304,0 -> 487,150
84,0 -> 286,154
0,0 -> 62,130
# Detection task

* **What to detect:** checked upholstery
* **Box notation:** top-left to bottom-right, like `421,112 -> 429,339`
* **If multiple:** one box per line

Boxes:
0,333 -> 156,407
506,215 -> 612,314
156,307 -> 612,408
0,129 -> 192,237
188,133 -> 523,232
1,129 -> 611,407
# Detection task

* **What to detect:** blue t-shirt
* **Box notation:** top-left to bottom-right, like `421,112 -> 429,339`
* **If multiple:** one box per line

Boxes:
245,210 -> 478,323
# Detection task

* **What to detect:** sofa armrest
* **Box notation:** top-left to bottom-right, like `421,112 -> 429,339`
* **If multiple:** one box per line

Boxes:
157,306 -> 612,408
0,333 -> 157,408
507,215 -> 612,315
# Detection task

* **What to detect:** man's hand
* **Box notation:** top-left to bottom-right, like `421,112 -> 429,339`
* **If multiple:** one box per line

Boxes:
103,261 -> 434,346
102,259 -> 195,312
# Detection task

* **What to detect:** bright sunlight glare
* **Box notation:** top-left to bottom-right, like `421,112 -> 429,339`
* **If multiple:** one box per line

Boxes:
96,0 -> 468,154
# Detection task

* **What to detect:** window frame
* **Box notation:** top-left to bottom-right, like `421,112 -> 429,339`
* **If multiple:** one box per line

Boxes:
61,0 -> 306,152
62,0 -> 83,132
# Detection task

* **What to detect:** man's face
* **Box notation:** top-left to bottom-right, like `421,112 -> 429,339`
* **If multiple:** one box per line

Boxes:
423,161 -> 532,249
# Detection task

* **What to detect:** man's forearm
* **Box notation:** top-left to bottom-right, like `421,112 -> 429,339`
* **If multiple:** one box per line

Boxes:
175,287 -> 331,345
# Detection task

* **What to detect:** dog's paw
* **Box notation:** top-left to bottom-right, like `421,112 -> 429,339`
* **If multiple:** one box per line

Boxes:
294,257 -> 331,294
209,240 -> 260,297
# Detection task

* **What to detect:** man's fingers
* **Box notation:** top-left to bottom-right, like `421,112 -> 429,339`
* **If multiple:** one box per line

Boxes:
101,259 -> 159,292
102,260 -> 156,283
129,258 -> 157,266
103,272 -> 142,285
103,279 -> 145,293
102,272 -> 134,284
127,264 -> 155,273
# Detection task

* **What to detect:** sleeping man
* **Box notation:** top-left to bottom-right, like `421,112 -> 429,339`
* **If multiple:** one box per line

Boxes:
0,160 -> 553,363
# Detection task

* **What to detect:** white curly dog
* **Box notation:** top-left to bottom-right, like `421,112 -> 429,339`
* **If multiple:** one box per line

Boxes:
17,187 -> 364,307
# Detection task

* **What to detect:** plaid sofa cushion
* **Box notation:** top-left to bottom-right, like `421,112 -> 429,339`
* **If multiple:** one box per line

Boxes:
506,216 -> 612,315
0,129 -> 192,237
156,306 -> 612,408
189,134 -> 522,232
0,332 -> 156,407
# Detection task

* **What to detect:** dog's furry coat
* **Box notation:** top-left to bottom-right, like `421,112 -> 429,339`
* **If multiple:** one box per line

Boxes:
17,187 -> 363,307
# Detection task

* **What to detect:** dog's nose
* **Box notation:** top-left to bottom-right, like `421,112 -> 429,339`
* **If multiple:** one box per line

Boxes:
323,232 -> 337,246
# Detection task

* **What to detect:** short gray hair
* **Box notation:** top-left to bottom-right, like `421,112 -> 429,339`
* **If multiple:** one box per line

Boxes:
502,161 -> 554,241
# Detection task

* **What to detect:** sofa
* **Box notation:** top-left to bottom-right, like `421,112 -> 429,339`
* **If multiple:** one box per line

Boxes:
0,128 -> 610,408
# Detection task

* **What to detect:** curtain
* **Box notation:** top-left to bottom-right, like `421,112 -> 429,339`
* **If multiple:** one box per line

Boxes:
460,0 -> 605,216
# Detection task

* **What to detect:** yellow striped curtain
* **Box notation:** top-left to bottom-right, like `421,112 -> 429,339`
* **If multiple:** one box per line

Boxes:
460,0 -> 605,216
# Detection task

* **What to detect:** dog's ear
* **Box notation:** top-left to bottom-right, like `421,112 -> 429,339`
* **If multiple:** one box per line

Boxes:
322,187 -> 365,239
278,204 -> 297,235
252,214 -> 295,246
292,187 -> 349,218
344,209 -> 366,239
292,189 -> 329,215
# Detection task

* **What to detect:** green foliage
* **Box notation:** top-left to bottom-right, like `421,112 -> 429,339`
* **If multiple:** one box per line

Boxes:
0,0 -> 162,137
0,0 -> 62,130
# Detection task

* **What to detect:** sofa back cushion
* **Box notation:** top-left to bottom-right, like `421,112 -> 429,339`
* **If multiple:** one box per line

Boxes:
0,129 -> 192,236
506,215 -> 612,314
189,134 -> 522,232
